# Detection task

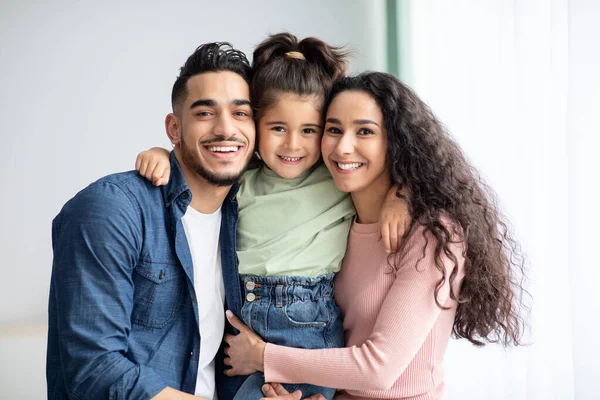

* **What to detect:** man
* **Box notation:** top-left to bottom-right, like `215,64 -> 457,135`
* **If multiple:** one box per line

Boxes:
47,42 -> 255,399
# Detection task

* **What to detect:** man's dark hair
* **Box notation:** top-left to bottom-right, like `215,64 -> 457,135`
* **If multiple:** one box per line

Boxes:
171,42 -> 252,113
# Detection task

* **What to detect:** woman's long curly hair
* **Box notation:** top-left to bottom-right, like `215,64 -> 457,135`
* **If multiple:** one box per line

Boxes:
327,72 -> 527,346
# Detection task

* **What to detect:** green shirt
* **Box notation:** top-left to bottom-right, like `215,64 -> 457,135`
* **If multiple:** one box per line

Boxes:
236,163 -> 355,277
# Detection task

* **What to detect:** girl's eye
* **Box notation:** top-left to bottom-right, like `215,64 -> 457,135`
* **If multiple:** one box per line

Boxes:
301,128 -> 317,134
326,127 -> 341,134
357,128 -> 374,136
271,126 -> 286,133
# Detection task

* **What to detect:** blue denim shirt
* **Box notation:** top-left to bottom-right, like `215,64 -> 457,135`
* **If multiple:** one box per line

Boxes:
47,152 -> 243,399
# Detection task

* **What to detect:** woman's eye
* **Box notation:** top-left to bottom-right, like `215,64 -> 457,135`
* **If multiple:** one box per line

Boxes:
326,127 -> 341,134
302,128 -> 317,134
357,128 -> 374,136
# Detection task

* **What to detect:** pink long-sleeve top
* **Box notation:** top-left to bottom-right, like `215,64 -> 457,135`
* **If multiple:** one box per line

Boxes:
264,220 -> 465,399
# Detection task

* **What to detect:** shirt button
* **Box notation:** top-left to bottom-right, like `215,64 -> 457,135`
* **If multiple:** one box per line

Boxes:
246,293 -> 256,302
181,191 -> 190,200
245,281 -> 256,291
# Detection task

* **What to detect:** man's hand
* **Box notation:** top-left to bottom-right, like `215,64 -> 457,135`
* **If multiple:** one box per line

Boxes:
260,383 -> 326,400
223,310 -> 266,376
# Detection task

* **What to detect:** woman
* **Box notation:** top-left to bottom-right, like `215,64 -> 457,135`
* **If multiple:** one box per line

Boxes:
223,72 -> 526,400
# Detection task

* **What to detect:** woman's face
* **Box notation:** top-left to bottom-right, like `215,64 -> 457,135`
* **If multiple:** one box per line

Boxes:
321,90 -> 390,194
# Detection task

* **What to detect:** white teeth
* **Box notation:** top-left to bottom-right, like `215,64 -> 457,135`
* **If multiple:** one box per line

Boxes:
337,162 -> 363,170
209,146 -> 239,152
280,156 -> 302,162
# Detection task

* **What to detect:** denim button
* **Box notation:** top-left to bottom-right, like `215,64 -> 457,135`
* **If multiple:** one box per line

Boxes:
246,293 -> 256,302
181,191 -> 189,200
245,281 -> 255,290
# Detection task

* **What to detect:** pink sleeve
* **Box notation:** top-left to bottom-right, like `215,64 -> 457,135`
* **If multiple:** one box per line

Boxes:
263,227 -> 464,391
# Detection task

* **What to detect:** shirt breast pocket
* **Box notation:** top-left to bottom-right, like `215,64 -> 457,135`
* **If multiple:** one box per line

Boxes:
132,261 -> 185,329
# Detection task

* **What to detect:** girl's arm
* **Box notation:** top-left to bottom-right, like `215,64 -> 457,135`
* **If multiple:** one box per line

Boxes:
379,184 -> 411,253
224,225 -> 464,392
135,147 -> 171,185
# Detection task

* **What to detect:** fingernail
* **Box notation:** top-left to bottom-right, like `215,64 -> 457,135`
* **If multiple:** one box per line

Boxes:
226,310 -> 233,317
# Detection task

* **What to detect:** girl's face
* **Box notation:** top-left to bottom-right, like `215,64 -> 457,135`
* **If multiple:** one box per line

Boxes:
257,93 -> 323,179
322,90 -> 390,194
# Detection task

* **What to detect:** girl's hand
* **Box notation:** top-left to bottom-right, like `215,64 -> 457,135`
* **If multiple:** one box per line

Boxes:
135,147 -> 171,186
223,310 -> 266,376
260,383 -> 326,400
379,184 -> 412,253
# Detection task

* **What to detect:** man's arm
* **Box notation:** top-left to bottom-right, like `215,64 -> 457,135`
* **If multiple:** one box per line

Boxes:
51,181 -> 168,399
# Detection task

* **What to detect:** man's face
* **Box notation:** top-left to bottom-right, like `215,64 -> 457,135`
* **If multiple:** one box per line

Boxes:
175,71 -> 255,186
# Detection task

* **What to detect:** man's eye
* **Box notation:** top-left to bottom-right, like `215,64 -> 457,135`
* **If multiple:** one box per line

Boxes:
234,111 -> 250,117
196,111 -> 212,117
357,128 -> 374,136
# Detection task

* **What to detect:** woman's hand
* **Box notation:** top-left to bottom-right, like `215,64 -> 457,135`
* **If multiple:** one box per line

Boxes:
260,383 -> 326,400
135,147 -> 171,186
379,184 -> 412,253
223,310 -> 266,376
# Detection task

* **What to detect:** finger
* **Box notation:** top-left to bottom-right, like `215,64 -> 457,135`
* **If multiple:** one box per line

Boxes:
306,395 -> 327,400
155,177 -> 169,186
223,357 -> 232,366
138,158 -> 149,177
135,153 -> 142,171
390,225 -> 398,253
223,333 -> 235,345
149,163 -> 169,185
270,383 -> 290,396
381,223 -> 391,253
223,346 -> 230,356
261,384 -> 277,397
225,310 -> 247,332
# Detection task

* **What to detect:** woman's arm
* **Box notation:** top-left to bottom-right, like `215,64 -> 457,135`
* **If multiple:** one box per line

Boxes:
224,225 -> 464,392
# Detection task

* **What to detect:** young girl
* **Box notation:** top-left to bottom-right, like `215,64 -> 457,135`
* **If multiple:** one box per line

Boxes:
222,72 -> 527,400
136,35 -> 409,400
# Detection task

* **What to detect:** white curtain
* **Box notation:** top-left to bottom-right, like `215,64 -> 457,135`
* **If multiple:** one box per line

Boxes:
397,1 -> 579,399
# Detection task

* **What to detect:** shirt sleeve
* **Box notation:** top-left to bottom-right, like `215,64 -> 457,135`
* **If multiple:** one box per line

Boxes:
50,181 -> 167,399
263,226 -> 465,391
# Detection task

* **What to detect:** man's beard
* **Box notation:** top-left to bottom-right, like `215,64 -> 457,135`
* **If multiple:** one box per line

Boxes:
179,134 -> 249,187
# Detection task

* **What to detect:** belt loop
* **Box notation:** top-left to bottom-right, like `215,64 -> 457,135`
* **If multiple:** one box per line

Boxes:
276,284 -> 283,308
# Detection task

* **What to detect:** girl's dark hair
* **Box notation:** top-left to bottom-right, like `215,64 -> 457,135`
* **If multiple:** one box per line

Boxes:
328,72 -> 527,347
251,32 -> 349,119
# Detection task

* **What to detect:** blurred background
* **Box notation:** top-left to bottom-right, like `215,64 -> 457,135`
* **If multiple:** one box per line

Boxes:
1,0 -> 598,398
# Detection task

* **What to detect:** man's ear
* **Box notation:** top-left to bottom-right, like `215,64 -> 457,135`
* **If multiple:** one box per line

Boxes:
165,113 -> 181,145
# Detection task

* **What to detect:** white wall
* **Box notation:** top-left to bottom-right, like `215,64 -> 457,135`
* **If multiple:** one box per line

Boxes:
0,1 -> 386,398
568,0 -> 600,397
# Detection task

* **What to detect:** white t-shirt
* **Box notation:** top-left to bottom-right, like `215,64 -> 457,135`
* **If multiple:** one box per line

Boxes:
181,205 -> 225,400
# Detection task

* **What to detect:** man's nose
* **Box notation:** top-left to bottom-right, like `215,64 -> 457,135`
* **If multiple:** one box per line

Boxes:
214,112 -> 235,136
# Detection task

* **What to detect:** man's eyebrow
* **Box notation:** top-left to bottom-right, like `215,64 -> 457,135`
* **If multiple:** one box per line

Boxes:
190,99 -> 216,109
232,99 -> 251,107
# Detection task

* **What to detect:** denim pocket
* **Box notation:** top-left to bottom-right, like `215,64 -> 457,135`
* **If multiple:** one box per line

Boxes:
283,300 -> 330,328
131,261 -> 184,329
